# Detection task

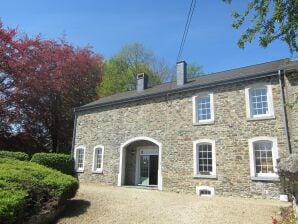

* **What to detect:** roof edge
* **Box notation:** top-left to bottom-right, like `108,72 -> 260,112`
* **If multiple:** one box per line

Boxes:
75,70 -> 280,113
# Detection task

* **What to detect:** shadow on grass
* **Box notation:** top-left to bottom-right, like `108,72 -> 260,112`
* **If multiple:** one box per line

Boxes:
56,199 -> 91,222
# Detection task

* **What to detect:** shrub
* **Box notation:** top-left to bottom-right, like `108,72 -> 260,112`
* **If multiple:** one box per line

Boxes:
0,158 -> 79,224
31,153 -> 74,176
0,150 -> 29,161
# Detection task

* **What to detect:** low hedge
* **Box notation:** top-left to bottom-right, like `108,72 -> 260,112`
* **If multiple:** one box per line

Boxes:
0,150 -> 29,161
31,153 -> 74,176
0,158 -> 79,224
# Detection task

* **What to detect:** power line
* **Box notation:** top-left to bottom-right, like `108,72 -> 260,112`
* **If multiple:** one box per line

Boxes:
177,0 -> 196,62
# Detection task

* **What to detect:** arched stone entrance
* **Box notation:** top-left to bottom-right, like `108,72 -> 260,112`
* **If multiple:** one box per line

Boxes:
117,137 -> 162,190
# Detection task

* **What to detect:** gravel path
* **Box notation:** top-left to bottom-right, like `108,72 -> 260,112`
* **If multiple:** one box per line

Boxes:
57,183 -> 288,224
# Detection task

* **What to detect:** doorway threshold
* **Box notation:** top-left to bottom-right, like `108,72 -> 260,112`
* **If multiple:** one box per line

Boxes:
123,185 -> 158,190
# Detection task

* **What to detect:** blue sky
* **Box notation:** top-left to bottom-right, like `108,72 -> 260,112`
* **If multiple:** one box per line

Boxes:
1,0 -> 297,73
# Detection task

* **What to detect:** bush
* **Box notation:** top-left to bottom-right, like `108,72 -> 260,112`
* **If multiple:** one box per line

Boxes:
31,153 -> 74,176
0,150 -> 29,161
0,158 -> 79,224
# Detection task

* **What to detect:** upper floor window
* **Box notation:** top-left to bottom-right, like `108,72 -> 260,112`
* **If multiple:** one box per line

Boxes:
75,146 -> 85,172
248,137 -> 279,180
193,139 -> 216,178
245,83 -> 274,119
192,92 -> 214,125
92,145 -> 104,173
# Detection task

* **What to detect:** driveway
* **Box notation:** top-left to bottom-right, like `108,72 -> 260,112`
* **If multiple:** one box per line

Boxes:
57,183 -> 288,224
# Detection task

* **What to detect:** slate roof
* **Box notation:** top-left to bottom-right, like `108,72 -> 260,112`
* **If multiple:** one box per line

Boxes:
75,59 -> 298,112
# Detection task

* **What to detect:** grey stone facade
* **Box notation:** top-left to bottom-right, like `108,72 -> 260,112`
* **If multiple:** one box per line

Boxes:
74,72 -> 297,199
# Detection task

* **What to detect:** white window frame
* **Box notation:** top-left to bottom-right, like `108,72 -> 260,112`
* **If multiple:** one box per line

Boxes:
192,92 -> 214,125
245,83 -> 275,120
74,146 -> 86,172
193,139 -> 216,178
92,145 -> 104,173
248,137 -> 279,180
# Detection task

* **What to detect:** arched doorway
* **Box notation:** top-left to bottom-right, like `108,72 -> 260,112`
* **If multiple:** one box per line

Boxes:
117,137 -> 162,190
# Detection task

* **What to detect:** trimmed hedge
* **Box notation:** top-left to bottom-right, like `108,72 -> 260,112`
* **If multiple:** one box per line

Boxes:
0,150 -> 29,161
0,158 -> 79,224
31,153 -> 74,176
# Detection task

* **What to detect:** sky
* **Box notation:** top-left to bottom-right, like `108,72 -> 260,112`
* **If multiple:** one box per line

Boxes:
0,0 -> 297,74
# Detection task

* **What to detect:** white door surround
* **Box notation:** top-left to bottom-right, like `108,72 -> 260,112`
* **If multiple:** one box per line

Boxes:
117,136 -> 163,190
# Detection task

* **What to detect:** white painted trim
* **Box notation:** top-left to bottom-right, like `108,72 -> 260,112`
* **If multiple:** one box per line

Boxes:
248,136 -> 279,179
193,139 -> 216,177
118,136 -> 163,190
92,145 -> 104,173
245,83 -> 275,120
192,92 -> 214,125
196,186 -> 215,197
74,145 -> 86,172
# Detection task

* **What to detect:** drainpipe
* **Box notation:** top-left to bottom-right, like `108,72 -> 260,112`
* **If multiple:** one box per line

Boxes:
278,69 -> 292,154
71,111 -> 78,157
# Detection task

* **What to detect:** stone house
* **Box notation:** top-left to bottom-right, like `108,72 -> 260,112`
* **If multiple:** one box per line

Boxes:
72,59 -> 298,199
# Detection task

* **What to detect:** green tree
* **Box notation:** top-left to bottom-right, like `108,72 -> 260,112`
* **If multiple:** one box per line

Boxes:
97,43 -> 169,97
224,0 -> 298,53
187,63 -> 204,79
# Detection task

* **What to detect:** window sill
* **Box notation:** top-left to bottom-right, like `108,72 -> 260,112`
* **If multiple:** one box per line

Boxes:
92,170 -> 103,174
193,121 -> 214,126
251,176 -> 279,182
76,170 -> 84,173
193,175 -> 217,179
247,115 -> 275,121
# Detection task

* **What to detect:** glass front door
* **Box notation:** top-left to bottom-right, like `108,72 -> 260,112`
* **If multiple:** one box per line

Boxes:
140,155 -> 150,185
139,154 -> 158,186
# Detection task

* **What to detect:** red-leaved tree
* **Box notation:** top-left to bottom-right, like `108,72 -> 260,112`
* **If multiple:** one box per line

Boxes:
0,21 -> 103,153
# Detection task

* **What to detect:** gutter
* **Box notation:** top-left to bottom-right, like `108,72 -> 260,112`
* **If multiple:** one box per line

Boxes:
71,112 -> 77,157
278,69 -> 292,154
75,71 -> 279,113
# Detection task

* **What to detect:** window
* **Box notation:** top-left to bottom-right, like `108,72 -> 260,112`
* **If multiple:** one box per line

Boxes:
193,139 -> 216,177
196,186 -> 215,197
75,146 -> 85,172
92,145 -> 104,173
192,92 -> 214,124
245,83 -> 274,119
248,137 -> 279,180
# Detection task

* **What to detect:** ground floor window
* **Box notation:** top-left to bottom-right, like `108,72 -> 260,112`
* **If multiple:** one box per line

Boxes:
248,137 -> 279,179
75,146 -> 85,172
92,145 -> 104,173
193,139 -> 216,177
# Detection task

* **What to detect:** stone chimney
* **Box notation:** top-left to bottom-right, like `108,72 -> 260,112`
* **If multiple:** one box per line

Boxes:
137,73 -> 148,91
176,61 -> 187,86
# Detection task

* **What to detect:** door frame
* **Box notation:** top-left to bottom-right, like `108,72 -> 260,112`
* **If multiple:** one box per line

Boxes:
135,146 -> 159,186
118,136 -> 162,190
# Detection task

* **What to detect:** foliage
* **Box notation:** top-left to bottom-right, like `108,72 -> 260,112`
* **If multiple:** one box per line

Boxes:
0,20 -> 103,153
0,133 -> 42,156
97,43 -> 172,97
278,154 -> 298,201
272,207 -> 296,224
0,150 -> 29,161
224,0 -> 298,53
0,158 -> 78,224
187,63 -> 204,80
31,153 -> 74,176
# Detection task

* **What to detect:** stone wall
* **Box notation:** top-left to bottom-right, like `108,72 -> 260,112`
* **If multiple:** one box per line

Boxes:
74,76 -> 293,199
285,73 -> 298,154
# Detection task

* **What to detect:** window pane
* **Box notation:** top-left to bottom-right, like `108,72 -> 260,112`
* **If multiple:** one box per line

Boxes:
197,143 -> 213,174
95,148 -> 102,169
250,88 -> 269,116
77,148 -> 84,169
254,141 -> 273,174
196,95 -> 211,121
